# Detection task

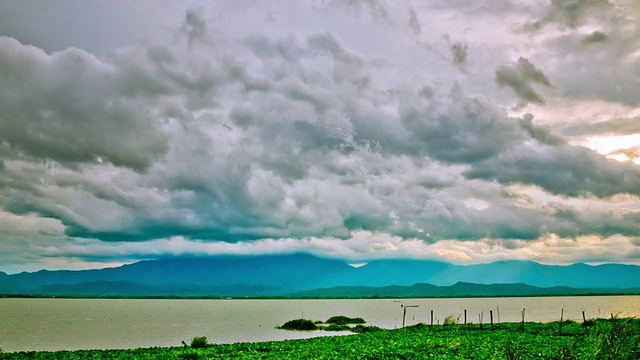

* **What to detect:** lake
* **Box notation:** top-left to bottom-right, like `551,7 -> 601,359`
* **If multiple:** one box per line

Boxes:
2,296 -> 640,352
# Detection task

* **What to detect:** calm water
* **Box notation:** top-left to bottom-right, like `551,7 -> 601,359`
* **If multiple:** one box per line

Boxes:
1,296 -> 640,352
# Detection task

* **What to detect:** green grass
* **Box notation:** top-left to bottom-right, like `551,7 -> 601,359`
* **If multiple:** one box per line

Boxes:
1,318 -> 638,359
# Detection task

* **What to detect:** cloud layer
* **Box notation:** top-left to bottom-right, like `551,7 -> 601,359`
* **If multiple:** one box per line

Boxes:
1,0 -> 639,272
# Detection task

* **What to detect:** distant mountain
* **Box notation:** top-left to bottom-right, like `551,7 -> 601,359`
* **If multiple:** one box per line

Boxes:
288,282 -> 640,298
29,281 -> 283,297
2,254 -> 640,297
349,260 -> 640,288
35,281 -> 161,297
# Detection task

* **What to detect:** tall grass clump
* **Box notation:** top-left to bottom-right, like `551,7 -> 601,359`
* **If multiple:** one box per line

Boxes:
443,315 -> 460,325
190,336 -> 209,349
574,318 -> 640,360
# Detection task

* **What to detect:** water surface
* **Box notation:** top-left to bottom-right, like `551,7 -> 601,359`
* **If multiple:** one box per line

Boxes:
1,296 -> 639,352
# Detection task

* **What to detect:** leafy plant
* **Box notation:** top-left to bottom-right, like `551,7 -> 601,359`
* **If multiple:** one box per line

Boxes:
351,325 -> 383,333
326,316 -> 366,325
324,324 -> 351,331
278,318 -> 319,331
443,315 -> 460,325
190,336 -> 208,349
180,351 -> 200,360
505,340 -> 522,360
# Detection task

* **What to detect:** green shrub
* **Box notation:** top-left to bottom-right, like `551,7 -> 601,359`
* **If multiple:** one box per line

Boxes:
278,318 -> 319,331
190,336 -> 208,349
351,325 -> 383,333
582,319 -> 596,327
443,315 -> 459,325
326,316 -> 366,325
180,352 -> 199,360
405,323 -> 429,331
324,324 -> 351,331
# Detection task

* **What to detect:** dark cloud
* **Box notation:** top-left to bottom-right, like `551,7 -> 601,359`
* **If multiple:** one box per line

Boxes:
0,37 -> 170,171
495,57 -> 552,105
522,0 -> 613,31
450,42 -> 468,71
520,114 -> 566,146
582,31 -> 608,45
407,8 -> 421,35
466,144 -> 640,198
182,7 -> 208,48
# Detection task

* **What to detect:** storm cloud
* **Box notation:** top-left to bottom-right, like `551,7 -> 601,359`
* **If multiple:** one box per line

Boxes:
1,0 -> 640,271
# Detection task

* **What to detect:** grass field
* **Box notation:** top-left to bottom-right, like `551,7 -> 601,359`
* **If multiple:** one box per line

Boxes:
1,318 -> 638,359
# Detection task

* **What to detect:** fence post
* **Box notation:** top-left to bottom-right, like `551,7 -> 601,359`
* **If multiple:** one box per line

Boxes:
490,310 -> 493,328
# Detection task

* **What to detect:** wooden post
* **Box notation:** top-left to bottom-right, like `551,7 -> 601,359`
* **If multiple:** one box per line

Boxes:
582,311 -> 586,323
464,309 -> 467,325
496,306 -> 501,324
402,306 -> 407,328
402,305 -> 419,328
490,310 -> 493,328
521,308 -> 526,331
430,310 -> 434,326
560,308 -> 564,334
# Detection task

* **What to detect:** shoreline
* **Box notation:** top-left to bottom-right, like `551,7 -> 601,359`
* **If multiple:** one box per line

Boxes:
1,318 -> 638,358
2,292 -> 640,300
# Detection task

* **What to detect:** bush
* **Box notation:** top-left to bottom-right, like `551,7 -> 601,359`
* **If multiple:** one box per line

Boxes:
326,316 -> 366,325
190,336 -> 208,349
278,318 -> 319,331
351,325 -> 383,333
324,324 -> 351,331
180,352 -> 199,360
443,315 -> 460,325
406,323 -> 429,331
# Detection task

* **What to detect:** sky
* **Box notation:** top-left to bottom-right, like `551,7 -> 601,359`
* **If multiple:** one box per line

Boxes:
0,0 -> 640,273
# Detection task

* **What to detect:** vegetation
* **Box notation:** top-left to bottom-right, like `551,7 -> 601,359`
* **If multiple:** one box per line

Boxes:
443,315 -> 460,325
277,318 -> 319,331
1,318 -> 639,359
350,324 -> 383,333
189,336 -> 208,349
325,316 -> 366,325
323,324 -> 351,331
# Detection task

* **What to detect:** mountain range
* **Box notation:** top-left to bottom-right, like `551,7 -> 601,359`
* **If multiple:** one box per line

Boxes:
1,254 -> 639,297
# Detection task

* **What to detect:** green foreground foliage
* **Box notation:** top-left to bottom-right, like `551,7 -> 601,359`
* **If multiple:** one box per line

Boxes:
2,318 -> 639,359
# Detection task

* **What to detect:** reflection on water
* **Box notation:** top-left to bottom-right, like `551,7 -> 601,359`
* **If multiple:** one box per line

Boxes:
1,296 -> 639,352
